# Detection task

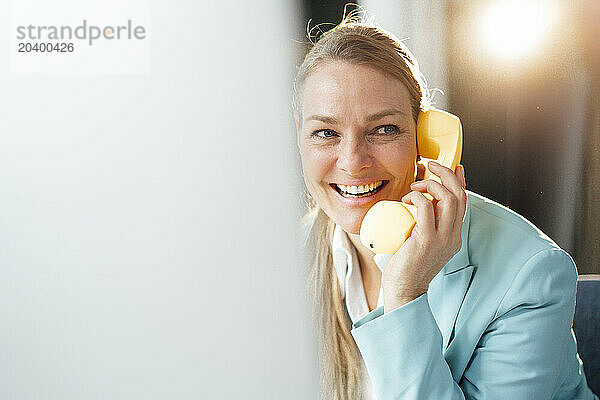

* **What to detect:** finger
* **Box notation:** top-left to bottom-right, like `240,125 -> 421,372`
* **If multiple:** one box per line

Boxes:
453,167 -> 467,233
428,161 -> 464,200
454,165 -> 467,230
402,191 -> 435,237
429,161 -> 467,233
410,179 -> 456,233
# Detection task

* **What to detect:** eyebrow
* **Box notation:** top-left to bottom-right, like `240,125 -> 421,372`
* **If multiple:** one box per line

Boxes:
305,109 -> 408,124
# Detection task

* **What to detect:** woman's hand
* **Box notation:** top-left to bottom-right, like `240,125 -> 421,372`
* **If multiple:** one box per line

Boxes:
382,162 -> 467,312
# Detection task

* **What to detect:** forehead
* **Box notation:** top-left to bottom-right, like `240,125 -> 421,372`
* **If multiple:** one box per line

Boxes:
301,61 -> 413,124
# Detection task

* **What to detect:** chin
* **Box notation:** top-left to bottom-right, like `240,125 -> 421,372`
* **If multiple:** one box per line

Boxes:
334,215 -> 363,236
320,202 -> 366,235
346,222 -> 362,235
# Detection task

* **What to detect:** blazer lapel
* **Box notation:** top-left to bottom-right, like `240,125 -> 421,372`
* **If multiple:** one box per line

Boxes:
428,192 -> 474,351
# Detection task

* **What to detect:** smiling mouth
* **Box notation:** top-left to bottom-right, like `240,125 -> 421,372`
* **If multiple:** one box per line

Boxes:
330,180 -> 389,198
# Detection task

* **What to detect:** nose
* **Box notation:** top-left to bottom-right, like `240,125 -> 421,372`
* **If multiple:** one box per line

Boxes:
336,136 -> 373,176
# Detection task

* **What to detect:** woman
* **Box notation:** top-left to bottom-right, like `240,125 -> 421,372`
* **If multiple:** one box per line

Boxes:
294,14 -> 597,400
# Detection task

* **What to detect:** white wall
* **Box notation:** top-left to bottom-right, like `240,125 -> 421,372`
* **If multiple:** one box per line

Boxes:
0,1 -> 316,399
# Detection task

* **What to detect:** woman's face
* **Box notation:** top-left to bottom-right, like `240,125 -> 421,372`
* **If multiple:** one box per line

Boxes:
297,61 -> 418,234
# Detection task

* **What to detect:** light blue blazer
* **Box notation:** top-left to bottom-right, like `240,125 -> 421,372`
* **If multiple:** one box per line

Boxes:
303,191 -> 597,399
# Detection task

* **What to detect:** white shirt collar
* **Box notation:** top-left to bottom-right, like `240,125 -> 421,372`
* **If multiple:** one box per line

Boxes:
331,224 -> 385,324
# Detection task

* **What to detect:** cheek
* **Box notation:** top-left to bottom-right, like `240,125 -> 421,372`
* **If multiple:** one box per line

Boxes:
377,144 -> 416,171
300,146 -> 335,183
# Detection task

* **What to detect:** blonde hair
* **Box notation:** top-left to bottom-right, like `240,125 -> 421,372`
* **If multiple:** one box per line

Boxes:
295,8 -> 430,400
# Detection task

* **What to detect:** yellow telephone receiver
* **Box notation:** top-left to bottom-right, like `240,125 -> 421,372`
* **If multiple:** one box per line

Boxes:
359,109 -> 463,254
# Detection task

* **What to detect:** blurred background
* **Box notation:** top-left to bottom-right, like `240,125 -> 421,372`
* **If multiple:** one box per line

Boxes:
295,0 -> 600,274
1,1 -> 316,399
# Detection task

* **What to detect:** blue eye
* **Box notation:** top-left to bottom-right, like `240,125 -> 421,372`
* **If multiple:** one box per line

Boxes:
312,129 -> 337,139
375,125 -> 400,135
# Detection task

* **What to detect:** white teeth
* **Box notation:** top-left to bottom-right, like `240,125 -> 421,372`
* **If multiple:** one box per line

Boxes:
335,180 -> 384,195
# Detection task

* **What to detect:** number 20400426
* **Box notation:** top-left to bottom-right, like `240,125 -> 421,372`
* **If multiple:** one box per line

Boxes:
18,42 -> 74,52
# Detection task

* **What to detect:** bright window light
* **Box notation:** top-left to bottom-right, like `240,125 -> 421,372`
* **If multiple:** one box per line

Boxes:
481,0 -> 557,60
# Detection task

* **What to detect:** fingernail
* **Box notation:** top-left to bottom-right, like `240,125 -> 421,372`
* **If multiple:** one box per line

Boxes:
429,161 -> 440,167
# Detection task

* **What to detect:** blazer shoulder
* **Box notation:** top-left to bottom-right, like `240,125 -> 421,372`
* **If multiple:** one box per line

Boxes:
461,193 -> 577,341
467,191 -> 561,254
466,191 -> 577,290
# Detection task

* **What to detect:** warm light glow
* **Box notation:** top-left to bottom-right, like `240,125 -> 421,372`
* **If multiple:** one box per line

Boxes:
481,0 -> 557,60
